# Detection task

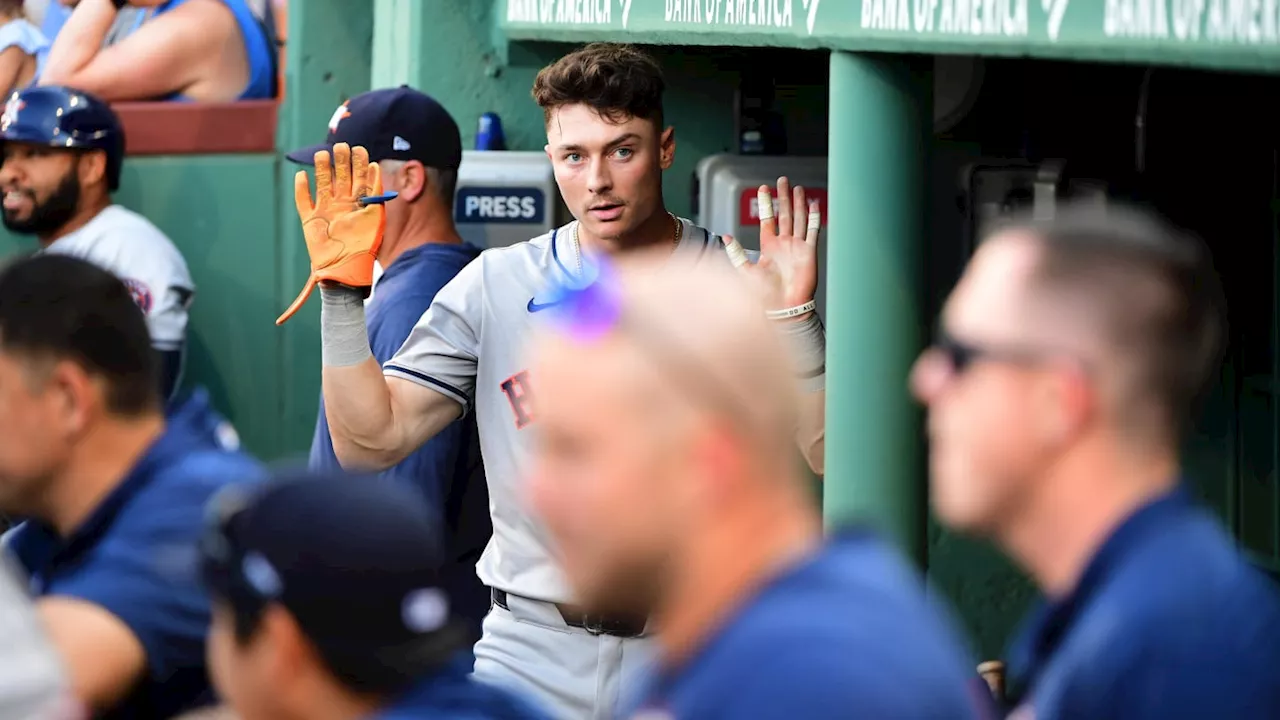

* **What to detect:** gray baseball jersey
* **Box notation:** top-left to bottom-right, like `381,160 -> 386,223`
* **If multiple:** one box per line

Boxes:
385,218 -> 729,603
0,551 -> 77,719
42,205 -> 194,351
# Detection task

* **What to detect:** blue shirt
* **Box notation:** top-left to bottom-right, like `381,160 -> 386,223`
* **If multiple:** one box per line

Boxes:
6,391 -> 265,720
366,654 -> 548,719
0,18 -> 48,83
310,242 -> 490,634
624,532 -> 985,719
1006,486 -> 1280,719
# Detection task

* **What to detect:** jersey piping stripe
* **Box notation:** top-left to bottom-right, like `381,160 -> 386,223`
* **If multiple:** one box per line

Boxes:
701,227 -> 716,257
382,364 -> 472,413
549,227 -> 575,279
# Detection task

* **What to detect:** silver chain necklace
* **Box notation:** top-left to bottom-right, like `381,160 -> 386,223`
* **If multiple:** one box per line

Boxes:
570,212 -> 683,273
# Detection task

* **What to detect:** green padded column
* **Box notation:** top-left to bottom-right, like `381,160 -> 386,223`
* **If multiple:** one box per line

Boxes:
823,52 -> 930,566
371,0 -> 428,89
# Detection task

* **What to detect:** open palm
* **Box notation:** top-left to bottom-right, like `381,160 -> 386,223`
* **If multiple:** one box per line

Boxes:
723,177 -> 820,311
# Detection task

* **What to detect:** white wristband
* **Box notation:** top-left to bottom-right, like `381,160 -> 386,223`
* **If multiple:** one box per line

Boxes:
766,300 -> 817,320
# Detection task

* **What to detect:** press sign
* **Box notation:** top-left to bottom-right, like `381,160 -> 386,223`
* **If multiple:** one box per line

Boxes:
738,187 -> 828,226
455,187 -> 546,224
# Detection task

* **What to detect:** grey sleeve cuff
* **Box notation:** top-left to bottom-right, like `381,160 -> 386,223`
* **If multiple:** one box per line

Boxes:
779,312 -> 826,393
320,286 -> 373,367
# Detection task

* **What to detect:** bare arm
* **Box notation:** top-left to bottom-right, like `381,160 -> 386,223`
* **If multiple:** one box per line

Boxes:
40,0 -> 231,101
0,46 -> 28,96
322,356 -> 461,471
37,597 -> 146,713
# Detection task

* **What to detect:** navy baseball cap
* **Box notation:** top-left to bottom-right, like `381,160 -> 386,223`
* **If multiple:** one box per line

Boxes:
286,85 -> 463,171
199,470 -> 469,689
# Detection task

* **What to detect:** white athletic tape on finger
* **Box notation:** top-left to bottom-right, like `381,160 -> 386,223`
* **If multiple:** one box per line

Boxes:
757,189 -> 774,221
724,237 -> 750,268
808,211 -> 821,232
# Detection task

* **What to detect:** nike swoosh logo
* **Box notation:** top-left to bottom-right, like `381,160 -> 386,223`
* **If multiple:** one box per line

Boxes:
527,298 -> 564,313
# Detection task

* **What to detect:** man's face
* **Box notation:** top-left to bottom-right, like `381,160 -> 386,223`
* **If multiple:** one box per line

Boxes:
911,234 -> 1080,534
528,334 -> 688,619
545,104 -> 674,243
0,353 -> 76,516
207,603 -> 280,720
0,143 -> 84,237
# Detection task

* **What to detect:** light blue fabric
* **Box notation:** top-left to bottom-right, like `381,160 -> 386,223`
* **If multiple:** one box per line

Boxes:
0,19 -> 49,85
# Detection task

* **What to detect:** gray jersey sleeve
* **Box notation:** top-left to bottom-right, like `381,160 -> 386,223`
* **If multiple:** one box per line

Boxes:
0,552 -> 74,720
382,256 -> 484,414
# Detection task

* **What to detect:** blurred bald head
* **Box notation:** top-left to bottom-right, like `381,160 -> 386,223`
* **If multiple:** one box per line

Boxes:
526,253 -> 804,617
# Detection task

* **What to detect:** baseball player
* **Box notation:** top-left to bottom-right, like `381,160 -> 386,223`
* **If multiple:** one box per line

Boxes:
276,43 -> 826,719
0,84 -> 195,399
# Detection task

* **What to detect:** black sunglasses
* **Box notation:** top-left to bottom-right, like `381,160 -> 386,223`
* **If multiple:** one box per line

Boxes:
933,331 -> 1071,375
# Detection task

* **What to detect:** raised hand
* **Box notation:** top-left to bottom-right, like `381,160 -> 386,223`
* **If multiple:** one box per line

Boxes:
276,143 -> 385,325
722,176 -> 820,317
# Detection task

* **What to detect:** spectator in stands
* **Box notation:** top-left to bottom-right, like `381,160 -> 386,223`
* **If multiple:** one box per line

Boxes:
0,84 -> 194,399
285,87 -> 492,646
0,253 -> 264,718
912,202 -> 1280,718
0,0 -> 46,94
39,0 -> 275,102
0,552 -> 79,719
202,469 -> 547,720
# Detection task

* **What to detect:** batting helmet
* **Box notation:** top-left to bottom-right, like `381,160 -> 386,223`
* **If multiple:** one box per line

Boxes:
0,86 -> 125,191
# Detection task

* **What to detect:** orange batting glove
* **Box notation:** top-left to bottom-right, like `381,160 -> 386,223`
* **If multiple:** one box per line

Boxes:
276,142 -> 386,325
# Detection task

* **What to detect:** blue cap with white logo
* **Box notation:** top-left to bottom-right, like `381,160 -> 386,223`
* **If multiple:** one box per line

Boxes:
286,85 -> 463,171
199,469 -> 469,692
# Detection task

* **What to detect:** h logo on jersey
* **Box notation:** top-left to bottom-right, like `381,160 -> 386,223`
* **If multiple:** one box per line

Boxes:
500,370 -> 535,429
121,278 -> 153,314
328,101 -> 352,135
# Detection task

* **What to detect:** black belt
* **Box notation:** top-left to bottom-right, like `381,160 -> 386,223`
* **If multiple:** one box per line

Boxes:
491,588 -> 646,638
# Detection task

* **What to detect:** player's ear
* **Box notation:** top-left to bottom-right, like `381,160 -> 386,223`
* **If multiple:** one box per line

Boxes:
398,160 -> 427,203
78,150 -> 108,189
43,359 -> 93,439
659,126 -> 675,170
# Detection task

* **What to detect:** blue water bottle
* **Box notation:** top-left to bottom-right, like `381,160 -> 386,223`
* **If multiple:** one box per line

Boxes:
476,112 -> 507,151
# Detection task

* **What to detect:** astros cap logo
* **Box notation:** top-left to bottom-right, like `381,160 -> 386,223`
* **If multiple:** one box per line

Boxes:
328,101 -> 352,134
1,95 -> 24,130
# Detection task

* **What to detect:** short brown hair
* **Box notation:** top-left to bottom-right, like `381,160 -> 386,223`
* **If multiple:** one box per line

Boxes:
532,43 -> 665,126
995,202 -> 1226,442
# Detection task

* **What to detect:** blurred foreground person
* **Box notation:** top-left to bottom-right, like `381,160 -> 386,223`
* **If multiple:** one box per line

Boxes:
1,253 -> 262,718
0,552 -> 77,719
528,256 -> 983,719
913,202 -> 1280,718
201,469 -> 548,720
